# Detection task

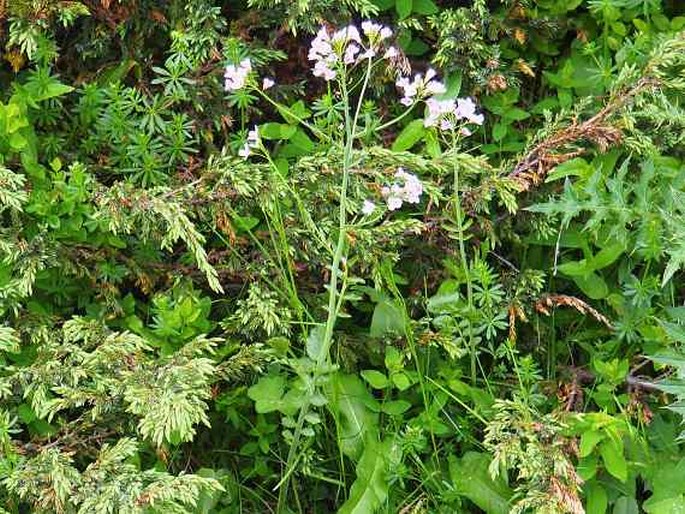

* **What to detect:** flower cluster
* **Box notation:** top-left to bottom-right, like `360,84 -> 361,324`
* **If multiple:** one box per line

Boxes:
396,68 -> 446,106
381,168 -> 423,211
238,127 -> 260,158
308,21 -> 396,81
424,96 -> 485,132
224,59 -> 252,92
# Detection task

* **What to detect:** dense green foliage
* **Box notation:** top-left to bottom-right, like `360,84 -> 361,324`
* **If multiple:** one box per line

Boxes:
2,0 -> 685,512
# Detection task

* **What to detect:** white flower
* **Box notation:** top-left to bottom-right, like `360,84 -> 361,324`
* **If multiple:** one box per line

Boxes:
361,20 -> 382,36
460,127 -> 472,136
382,168 -> 423,210
224,58 -> 252,91
380,27 -> 393,40
360,48 -> 376,60
387,196 -> 403,211
309,27 -> 333,62
396,71 -> 446,106
361,200 -> 376,215
455,97 -> 484,125
384,46 -> 398,59
425,80 -> 447,95
262,78 -> 275,90
332,25 -> 361,44
395,168 -> 423,204
424,98 -> 455,128
313,59 -> 337,81
238,142 -> 251,158
248,126 -> 259,145
344,43 -> 360,64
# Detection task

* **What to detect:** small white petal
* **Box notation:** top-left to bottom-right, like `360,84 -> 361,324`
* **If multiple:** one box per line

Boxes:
361,200 -> 376,215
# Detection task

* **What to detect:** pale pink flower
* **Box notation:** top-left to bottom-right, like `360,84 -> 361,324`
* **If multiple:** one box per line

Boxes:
344,43 -> 360,64
332,25 -> 361,44
313,59 -> 337,81
262,78 -> 275,90
224,58 -> 252,91
360,48 -> 376,60
382,168 -> 423,210
384,46 -> 398,59
455,97 -> 484,125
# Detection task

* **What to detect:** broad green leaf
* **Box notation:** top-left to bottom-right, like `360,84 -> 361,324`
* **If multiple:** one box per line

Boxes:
278,100 -> 311,124
613,497 -> 639,514
381,400 -> 411,416
492,122 -> 508,141
644,497 -> 685,514
586,482 -> 608,514
391,119 -> 425,152
580,430 -> 604,458
573,272 -> 609,300
599,439 -> 628,482
412,0 -> 438,14
306,326 -> 326,361
546,158 -> 592,182
449,452 -> 512,514
370,300 -> 404,337
260,122 -> 297,140
327,373 -> 379,460
589,242 -> 625,270
33,82 -> 74,102
395,0 -> 412,19
247,375 -> 286,413
337,439 -> 390,514
361,370 -> 389,389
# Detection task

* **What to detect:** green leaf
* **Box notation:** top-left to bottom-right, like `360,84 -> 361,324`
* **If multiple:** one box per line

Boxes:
391,119 -> 425,152
260,122 -> 297,140
381,400 -> 411,416
395,0 -> 412,19
361,370 -> 389,389
546,158 -> 592,182
306,326 -> 326,361
327,373 -> 379,460
412,0 -> 438,14
580,430 -> 604,458
370,300 -> 404,337
492,122 -> 508,141
613,497 -> 639,514
502,108 -> 530,122
586,482 -> 608,514
573,272 -> 609,300
247,375 -> 286,413
599,439 -> 628,482
8,131 -> 28,151
449,452 -> 512,514
337,439 -> 391,514
278,100 -> 311,124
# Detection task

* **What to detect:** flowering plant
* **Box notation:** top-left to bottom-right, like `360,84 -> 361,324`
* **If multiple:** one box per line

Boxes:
221,19 -> 488,509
